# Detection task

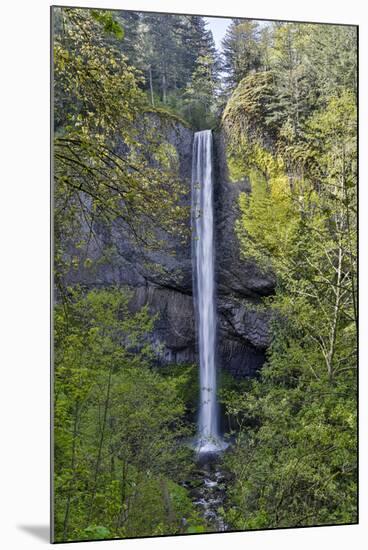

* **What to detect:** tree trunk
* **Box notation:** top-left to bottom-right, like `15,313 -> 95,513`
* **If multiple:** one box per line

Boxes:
160,478 -> 175,526
162,63 -> 167,104
62,401 -> 80,540
116,459 -> 128,528
88,366 -> 113,522
149,66 -> 155,107
326,242 -> 343,380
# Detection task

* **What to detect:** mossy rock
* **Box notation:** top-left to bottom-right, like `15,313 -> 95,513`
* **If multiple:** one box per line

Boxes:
222,71 -> 277,141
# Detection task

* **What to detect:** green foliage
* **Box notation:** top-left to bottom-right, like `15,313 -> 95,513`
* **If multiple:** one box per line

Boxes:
221,21 -> 357,531
182,54 -> 219,130
53,9 -> 357,539
186,524 -> 206,533
222,20 -> 262,88
91,9 -> 124,39
223,71 -> 277,135
222,350 -> 357,529
53,7 -> 190,294
81,525 -> 111,540
53,288 -> 201,541
159,364 -> 199,416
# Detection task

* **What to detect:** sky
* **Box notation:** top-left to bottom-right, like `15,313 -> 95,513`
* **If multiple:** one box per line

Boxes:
205,17 -> 232,52
205,16 -> 269,53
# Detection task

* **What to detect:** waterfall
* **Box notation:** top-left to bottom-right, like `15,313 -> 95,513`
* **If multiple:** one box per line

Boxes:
191,130 -> 226,454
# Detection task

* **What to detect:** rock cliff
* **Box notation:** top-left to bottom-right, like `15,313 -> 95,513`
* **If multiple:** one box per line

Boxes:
64,116 -> 275,377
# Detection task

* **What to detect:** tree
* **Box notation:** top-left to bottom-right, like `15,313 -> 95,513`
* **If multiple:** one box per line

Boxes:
53,8 -> 189,293
221,21 -> 357,531
183,53 -> 218,129
115,10 -> 141,65
132,14 -> 219,110
222,19 -> 262,89
302,24 -> 357,99
54,288 -> 201,541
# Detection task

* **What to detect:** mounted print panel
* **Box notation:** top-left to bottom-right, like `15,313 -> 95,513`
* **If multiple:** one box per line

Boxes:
51,5 -> 358,543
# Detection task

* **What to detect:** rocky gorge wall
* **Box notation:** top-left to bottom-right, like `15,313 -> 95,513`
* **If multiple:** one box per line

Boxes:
64,116 -> 275,378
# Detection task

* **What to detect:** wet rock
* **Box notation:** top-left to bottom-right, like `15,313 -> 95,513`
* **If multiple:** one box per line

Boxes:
189,457 -> 229,532
62,118 -> 276,378
213,131 -> 276,299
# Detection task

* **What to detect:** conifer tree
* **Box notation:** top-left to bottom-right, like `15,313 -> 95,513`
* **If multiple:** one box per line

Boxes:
222,19 -> 262,88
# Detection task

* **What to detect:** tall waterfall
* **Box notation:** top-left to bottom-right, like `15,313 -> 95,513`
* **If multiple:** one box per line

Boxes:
192,130 -> 226,454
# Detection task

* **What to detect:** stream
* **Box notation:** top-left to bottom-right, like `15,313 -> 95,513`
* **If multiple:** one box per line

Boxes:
188,453 -> 230,532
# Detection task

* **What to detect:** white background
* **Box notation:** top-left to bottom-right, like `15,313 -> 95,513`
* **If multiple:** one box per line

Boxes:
1,0 -> 367,548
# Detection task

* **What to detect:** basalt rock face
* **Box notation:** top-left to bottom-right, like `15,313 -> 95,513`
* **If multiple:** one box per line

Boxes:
64,118 -> 275,378
65,118 -> 194,294
213,131 -> 275,377
213,131 -> 276,299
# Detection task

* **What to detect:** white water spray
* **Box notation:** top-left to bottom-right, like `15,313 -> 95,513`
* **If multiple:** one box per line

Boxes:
192,130 -> 227,454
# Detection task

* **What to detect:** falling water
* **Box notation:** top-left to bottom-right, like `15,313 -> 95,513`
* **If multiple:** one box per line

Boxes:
192,130 -> 226,454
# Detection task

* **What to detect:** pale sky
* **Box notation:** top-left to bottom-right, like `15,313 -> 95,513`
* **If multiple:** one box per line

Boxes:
205,16 -> 269,53
205,17 -> 232,52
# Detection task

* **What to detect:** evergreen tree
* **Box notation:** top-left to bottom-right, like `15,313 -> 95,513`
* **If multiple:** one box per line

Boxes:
140,14 -> 183,103
53,8 -> 358,539
222,19 -> 262,88
303,24 -> 357,99
221,20 -> 357,531
115,11 -> 141,65
135,14 -> 220,106
270,23 -> 313,138
183,53 -> 218,129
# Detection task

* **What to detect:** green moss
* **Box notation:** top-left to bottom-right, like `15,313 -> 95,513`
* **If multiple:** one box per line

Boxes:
222,70 -> 286,184
153,141 -> 179,171
227,152 -> 248,182
144,105 -> 191,129
222,72 -> 275,138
